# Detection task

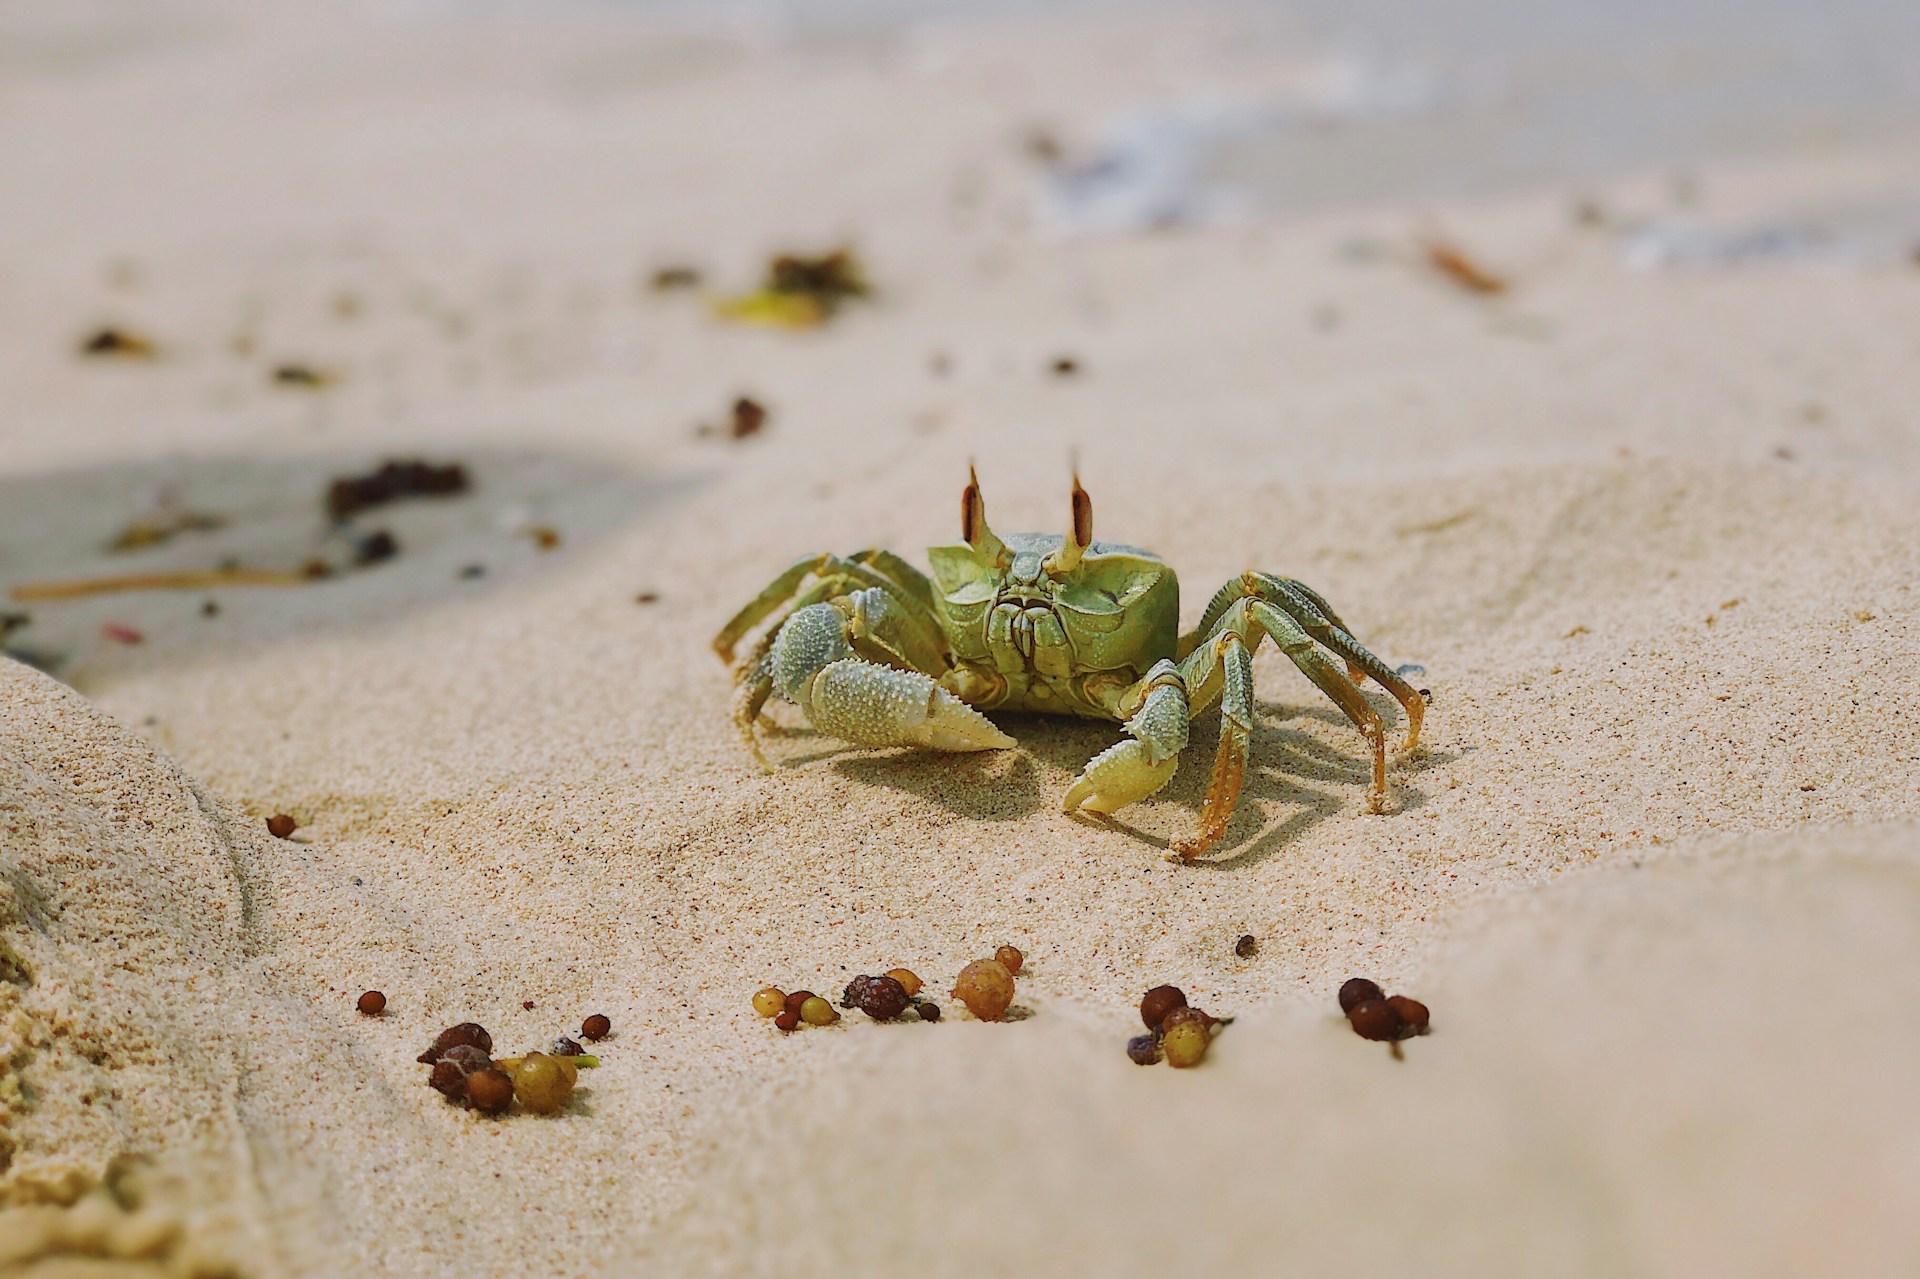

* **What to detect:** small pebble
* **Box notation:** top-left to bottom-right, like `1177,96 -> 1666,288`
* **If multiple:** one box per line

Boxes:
1347,1000 -> 1405,1042
1162,1019 -> 1211,1068
884,968 -> 923,997
354,529 -> 399,565
994,945 -> 1024,975
774,1008 -> 800,1033
951,959 -> 1016,1022
1385,995 -> 1430,1035
752,988 -> 786,1018
799,996 -> 839,1027
581,1014 -> 612,1041
1139,985 -> 1187,1031
1125,1034 -> 1160,1066
1337,978 -> 1384,1015
266,814 -> 297,839
356,990 -> 386,1016
1234,934 -> 1257,958
465,1068 -> 515,1115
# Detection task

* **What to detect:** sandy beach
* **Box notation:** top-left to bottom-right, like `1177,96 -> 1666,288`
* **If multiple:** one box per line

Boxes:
4,2 -> 1920,1275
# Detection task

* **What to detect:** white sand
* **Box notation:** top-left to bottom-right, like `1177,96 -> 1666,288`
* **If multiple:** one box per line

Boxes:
3,3 -> 1920,1276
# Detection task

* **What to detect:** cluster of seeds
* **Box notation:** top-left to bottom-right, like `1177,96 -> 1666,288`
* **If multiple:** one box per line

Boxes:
755,947 -> 1027,1030
416,1016 -> 605,1116
1338,978 -> 1431,1053
753,986 -> 846,1032
1126,985 -> 1230,1069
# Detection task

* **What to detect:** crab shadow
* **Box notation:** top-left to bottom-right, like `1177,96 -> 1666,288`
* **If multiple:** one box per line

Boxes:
818,689 -> 1450,862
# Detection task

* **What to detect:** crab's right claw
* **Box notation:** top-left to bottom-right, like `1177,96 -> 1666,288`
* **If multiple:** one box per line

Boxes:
1063,740 -> 1178,816
807,660 -> 1015,752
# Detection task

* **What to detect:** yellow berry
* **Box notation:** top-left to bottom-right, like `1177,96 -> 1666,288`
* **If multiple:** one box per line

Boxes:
1163,1019 -> 1210,1068
511,1053 -> 575,1114
752,987 -> 786,1018
884,968 -> 923,997
951,959 -> 1016,1022
800,996 -> 839,1026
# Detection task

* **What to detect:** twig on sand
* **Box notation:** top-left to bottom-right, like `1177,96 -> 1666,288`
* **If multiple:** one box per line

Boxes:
11,567 -> 313,602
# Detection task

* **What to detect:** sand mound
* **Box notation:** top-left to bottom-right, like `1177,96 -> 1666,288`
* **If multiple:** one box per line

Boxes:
0,658 -> 280,1276
644,820 -> 1920,1278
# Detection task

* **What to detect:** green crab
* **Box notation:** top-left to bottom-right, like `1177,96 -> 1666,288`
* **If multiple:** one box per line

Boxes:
713,470 -> 1425,858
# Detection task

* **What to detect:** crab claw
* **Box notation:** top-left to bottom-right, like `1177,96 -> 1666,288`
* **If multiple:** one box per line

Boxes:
806,659 -> 1015,752
1063,739 -> 1178,816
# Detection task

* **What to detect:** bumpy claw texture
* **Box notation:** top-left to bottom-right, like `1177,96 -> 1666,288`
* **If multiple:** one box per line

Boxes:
807,659 -> 1014,751
1063,739 -> 1179,816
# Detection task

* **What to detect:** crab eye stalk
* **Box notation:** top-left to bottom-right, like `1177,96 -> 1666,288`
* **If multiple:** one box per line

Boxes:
961,464 -> 1009,566
1044,472 -> 1093,575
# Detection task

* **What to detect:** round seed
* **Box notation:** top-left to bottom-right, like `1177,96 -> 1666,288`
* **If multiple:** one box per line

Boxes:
465,1067 -> 515,1115
1125,1034 -> 1160,1066
850,975 -> 912,1021
1347,1000 -> 1405,1042
773,1008 -> 800,1033
751,988 -> 786,1018
356,990 -> 386,1016
1162,1019 -> 1210,1068
799,996 -> 839,1027
914,1000 -> 942,1022
884,968 -> 923,997
265,814 -> 296,839
1338,978 -> 1385,1015
1139,985 -> 1187,1032
994,945 -> 1024,975
511,1053 -> 575,1115
951,959 -> 1016,1022
580,1014 -> 612,1041
1386,996 -> 1430,1034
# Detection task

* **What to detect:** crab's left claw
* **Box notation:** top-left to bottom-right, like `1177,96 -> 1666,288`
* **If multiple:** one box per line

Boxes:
1063,740 -> 1178,816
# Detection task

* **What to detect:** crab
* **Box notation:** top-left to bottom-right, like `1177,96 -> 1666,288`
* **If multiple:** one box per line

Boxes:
713,469 -> 1425,858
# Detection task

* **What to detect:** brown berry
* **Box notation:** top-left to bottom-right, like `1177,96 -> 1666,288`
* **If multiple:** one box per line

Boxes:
427,1044 -> 491,1100
1347,1000 -> 1405,1042
799,996 -> 838,1027
784,990 -> 817,1018
266,814 -> 296,839
1338,978 -> 1385,1015
774,1009 -> 800,1032
951,959 -> 1016,1022
850,975 -> 912,1021
1234,934 -> 1258,958
1385,996 -> 1430,1035
1125,1034 -> 1161,1066
1162,1019 -> 1211,1068
994,945 -> 1024,975
357,990 -> 386,1016
884,968 -> 923,997
583,1014 -> 612,1041
1139,985 -> 1188,1031
465,1067 -> 514,1115
418,1022 -> 493,1063
914,1000 -> 941,1022
752,988 -> 786,1018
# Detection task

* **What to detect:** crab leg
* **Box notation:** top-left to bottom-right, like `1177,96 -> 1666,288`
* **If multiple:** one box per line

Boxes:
713,552 -> 945,666
1185,572 -> 1423,751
